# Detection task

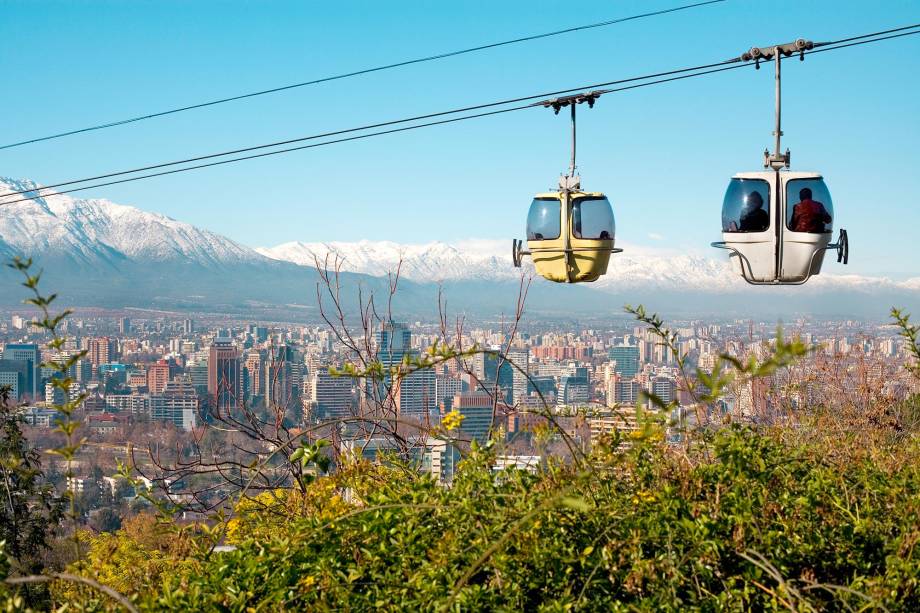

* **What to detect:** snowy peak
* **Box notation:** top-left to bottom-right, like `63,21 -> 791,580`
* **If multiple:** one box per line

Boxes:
256,239 -> 742,288
0,177 -> 263,266
256,238 -> 919,295
256,239 -> 517,282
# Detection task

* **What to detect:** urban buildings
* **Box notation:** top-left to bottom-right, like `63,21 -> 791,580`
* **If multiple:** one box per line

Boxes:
147,359 -> 170,394
0,358 -> 31,401
310,364 -> 355,419
86,337 -> 118,367
150,381 -> 199,431
450,391 -> 494,444
374,321 -> 435,420
208,338 -> 241,412
608,345 -> 639,378
2,306 -> 916,482
1,343 -> 39,399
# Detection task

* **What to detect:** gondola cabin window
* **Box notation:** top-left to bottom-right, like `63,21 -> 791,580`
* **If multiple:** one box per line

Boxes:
527,198 -> 561,241
786,178 -> 833,234
572,196 -> 614,239
722,178 -> 771,233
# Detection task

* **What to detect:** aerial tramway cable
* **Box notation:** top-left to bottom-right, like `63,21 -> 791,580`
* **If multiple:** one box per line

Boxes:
0,0 -> 729,151
0,58 -> 751,201
0,24 -> 917,208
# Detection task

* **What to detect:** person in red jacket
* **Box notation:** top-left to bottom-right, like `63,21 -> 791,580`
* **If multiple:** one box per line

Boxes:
790,187 -> 832,233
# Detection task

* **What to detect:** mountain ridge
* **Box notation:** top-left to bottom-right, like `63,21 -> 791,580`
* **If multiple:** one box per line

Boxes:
255,238 -> 919,295
1,176 -> 917,317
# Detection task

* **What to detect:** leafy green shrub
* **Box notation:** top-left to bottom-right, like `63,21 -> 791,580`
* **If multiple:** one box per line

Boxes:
89,421 -> 918,611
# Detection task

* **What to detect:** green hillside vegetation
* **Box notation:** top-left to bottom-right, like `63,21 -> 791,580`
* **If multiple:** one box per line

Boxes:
35,417 -> 918,612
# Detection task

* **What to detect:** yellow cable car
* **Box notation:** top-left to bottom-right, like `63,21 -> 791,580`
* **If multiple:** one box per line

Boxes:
515,180 -> 618,283
512,92 -> 621,283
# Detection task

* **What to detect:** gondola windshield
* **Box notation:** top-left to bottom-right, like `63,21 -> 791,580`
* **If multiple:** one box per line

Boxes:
722,178 -> 770,233
527,198 -> 561,241
572,196 -> 614,239
786,178 -> 833,233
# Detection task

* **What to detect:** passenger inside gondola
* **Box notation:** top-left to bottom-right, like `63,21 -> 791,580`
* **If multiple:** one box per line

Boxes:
790,187 -> 832,233
739,191 -> 769,232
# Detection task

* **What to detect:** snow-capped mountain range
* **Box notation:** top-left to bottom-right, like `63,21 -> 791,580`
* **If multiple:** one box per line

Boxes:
255,239 -> 746,290
1,176 -> 918,316
0,177 -> 260,266
255,239 -> 917,295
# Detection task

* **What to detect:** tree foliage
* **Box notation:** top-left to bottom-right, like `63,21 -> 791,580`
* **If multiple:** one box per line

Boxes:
0,387 -> 65,609
41,420 -> 920,612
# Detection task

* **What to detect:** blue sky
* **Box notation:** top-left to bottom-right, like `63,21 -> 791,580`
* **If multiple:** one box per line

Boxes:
1,0 -> 918,277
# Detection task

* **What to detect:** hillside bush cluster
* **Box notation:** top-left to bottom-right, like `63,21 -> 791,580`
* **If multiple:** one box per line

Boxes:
34,417 -> 919,611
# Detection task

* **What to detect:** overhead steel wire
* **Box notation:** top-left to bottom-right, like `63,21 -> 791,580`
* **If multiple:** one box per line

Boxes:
0,56 -> 748,201
0,23 -> 917,208
0,0 -> 728,151
811,22 -> 920,47
0,64 -> 754,204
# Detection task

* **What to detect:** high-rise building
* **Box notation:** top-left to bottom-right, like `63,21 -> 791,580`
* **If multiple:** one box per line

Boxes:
183,319 -> 194,335
105,393 -> 149,415
506,348 -> 530,403
208,339 -> 241,412
127,370 -> 148,389
376,322 -> 411,366
146,359 -> 170,394
0,359 -> 30,401
373,322 -> 435,419
74,359 -> 93,383
528,375 -> 556,402
649,376 -> 675,405
435,374 -> 465,408
604,371 -> 619,407
150,381 -> 198,431
394,367 -> 435,420
559,367 -> 590,406
450,391 -> 494,444
265,344 -> 300,414
185,359 -> 208,398
479,350 -> 513,404
45,380 -> 81,406
611,379 -> 641,405
311,366 -> 355,419
608,345 -> 639,378
86,337 -> 118,367
244,351 -> 264,399
119,317 -> 131,334
2,344 -> 39,400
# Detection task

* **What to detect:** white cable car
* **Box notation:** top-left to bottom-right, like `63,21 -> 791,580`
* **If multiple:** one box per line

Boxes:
712,39 -> 848,284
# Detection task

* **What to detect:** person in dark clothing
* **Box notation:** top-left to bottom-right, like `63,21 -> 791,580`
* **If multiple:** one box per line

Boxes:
790,187 -> 832,233
739,191 -> 770,232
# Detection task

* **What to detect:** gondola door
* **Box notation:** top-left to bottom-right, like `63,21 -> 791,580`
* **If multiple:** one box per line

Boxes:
779,172 -> 835,281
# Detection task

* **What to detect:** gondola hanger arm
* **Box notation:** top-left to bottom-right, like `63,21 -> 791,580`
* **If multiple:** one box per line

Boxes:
537,90 -> 606,114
